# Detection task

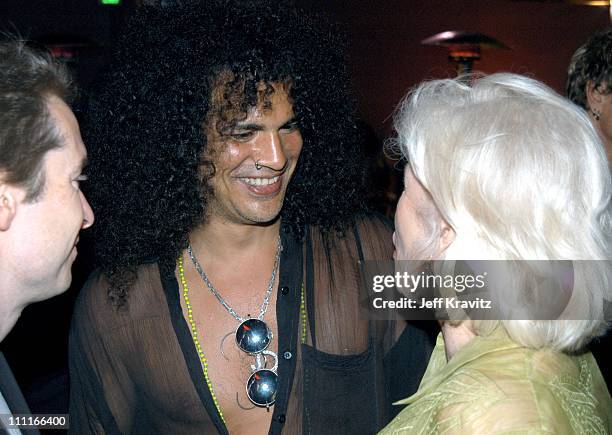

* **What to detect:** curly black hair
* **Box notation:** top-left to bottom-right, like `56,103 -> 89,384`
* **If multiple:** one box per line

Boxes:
566,26 -> 612,109
82,0 -> 369,306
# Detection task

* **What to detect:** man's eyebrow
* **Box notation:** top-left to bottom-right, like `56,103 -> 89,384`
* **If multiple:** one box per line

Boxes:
233,117 -> 299,131
281,117 -> 299,129
232,122 -> 264,131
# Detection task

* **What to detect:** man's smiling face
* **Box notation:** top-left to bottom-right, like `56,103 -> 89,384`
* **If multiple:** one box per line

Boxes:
205,82 -> 303,225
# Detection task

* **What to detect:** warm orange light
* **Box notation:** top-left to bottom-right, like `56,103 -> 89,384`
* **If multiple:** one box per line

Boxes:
567,0 -> 610,5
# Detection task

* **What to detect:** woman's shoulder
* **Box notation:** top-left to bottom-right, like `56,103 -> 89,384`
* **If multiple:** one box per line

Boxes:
441,346 -> 611,434
471,342 -> 608,393
528,349 -> 611,432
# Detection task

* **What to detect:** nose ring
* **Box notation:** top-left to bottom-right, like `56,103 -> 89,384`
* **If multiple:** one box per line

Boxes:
255,160 -> 262,170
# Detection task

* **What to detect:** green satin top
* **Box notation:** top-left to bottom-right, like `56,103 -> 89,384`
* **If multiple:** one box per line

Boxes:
379,326 -> 611,434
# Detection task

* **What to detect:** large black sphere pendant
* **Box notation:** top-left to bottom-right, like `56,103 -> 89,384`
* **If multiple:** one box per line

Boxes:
236,318 -> 272,354
246,369 -> 278,407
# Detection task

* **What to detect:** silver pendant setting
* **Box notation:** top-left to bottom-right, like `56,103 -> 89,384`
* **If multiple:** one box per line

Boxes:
236,319 -> 278,407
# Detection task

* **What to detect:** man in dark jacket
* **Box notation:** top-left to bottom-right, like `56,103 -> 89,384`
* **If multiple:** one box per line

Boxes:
0,40 -> 94,434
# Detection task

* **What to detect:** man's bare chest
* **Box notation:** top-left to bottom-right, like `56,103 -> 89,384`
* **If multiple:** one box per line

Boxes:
177,262 -> 281,434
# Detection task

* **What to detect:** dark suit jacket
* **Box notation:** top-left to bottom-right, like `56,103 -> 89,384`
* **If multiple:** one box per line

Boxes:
0,352 -> 40,435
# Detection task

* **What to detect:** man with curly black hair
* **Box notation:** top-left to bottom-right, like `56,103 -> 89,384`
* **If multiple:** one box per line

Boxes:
68,2 -> 434,434
567,26 -> 612,162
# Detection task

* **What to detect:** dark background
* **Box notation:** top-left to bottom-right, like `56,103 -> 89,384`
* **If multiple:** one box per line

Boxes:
1,0 -> 610,426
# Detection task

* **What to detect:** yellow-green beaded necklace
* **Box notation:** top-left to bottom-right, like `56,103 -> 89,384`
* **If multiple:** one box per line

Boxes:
179,253 -> 308,420
300,282 -> 307,344
178,255 -> 226,424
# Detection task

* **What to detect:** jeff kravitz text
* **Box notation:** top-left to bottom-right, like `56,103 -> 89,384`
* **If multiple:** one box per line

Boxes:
372,296 -> 492,310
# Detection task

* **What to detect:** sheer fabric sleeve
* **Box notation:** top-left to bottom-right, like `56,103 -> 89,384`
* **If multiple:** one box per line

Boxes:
352,215 -> 438,418
284,214 -> 436,434
69,264 -> 217,435
308,213 -> 436,355
305,213 -> 398,355
68,272 -> 135,435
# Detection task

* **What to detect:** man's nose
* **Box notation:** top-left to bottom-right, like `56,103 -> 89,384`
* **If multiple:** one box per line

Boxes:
255,131 -> 287,171
80,191 -> 95,229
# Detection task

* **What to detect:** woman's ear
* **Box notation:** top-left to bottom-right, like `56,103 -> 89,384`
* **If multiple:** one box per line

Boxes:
586,80 -> 605,115
436,219 -> 456,257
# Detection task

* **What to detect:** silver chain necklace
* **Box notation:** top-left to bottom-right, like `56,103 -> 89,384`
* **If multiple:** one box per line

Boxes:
186,236 -> 283,408
186,237 -> 282,322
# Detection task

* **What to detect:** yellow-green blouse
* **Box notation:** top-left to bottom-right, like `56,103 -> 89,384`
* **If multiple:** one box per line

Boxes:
379,327 -> 611,434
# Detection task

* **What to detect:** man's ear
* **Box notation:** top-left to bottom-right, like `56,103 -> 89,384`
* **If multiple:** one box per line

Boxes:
586,80 -> 605,112
0,184 -> 19,231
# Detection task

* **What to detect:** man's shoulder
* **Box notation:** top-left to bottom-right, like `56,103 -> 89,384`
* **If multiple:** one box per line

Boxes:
306,212 -> 394,263
308,212 -> 393,241
354,212 -> 394,260
354,211 -> 393,230
73,262 -> 166,324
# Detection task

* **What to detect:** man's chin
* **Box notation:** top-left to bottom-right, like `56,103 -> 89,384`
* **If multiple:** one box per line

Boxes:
47,266 -> 74,299
245,213 -> 282,226
241,208 -> 284,226
237,199 -> 286,225
31,279 -> 72,304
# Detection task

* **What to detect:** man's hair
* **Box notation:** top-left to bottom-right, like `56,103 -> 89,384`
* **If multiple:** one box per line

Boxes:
0,40 -> 72,201
566,26 -> 612,110
393,73 -> 610,352
84,1 -> 368,305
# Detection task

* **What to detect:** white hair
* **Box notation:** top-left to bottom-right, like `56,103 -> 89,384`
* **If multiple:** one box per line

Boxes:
393,73 -> 611,352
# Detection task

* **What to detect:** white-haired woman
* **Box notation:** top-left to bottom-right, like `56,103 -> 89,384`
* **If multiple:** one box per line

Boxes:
380,73 -> 611,434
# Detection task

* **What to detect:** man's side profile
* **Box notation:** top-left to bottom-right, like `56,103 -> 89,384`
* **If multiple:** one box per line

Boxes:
68,2 -> 434,434
0,41 -> 94,434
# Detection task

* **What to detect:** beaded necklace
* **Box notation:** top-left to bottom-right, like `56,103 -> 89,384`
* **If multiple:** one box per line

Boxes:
300,283 -> 307,344
178,255 -> 226,423
178,256 -> 309,422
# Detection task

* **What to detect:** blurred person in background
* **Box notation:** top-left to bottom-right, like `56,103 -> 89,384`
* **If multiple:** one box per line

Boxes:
567,26 -> 612,163
380,73 -> 611,434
